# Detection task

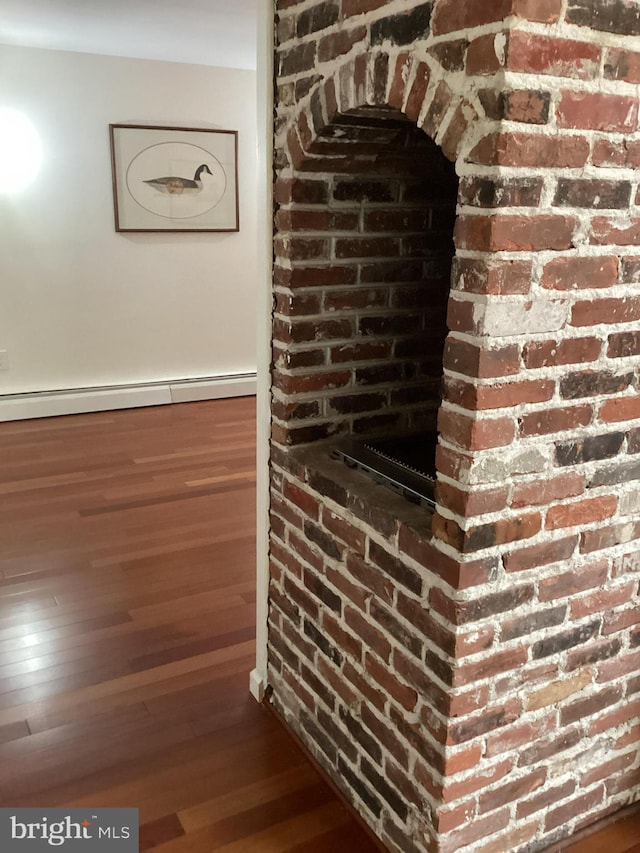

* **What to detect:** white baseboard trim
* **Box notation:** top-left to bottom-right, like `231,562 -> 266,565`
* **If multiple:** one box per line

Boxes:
170,375 -> 256,403
249,668 -> 267,703
0,373 -> 257,422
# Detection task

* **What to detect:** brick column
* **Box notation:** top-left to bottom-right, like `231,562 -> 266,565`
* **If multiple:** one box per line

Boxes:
268,2 -> 640,851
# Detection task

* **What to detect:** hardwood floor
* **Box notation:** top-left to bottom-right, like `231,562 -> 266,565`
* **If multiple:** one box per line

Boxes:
553,805 -> 640,853
0,397 -> 637,852
0,398 -> 378,851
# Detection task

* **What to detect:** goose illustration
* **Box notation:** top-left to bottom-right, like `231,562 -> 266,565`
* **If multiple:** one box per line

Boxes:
143,163 -> 212,195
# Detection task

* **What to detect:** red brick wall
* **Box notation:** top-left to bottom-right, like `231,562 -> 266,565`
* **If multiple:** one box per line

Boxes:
273,132 -> 458,445
268,1 -> 640,851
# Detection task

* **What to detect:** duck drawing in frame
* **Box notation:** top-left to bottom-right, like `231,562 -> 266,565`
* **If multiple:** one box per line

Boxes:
144,163 -> 213,195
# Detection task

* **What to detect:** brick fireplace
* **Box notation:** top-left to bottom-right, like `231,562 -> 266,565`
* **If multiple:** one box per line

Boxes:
266,1 -> 640,850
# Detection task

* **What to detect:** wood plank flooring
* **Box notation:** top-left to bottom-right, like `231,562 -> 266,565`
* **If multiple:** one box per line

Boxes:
0,397 -> 637,852
0,398 -> 379,851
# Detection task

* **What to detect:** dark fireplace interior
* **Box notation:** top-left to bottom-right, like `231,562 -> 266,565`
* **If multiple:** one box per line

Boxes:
274,107 -> 459,507
332,432 -> 440,507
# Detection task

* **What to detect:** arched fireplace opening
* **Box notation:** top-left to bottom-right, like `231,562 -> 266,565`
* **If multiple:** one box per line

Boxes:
273,105 -> 459,510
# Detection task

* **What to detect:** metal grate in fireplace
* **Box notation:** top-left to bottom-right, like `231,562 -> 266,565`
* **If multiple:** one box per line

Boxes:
332,435 -> 437,509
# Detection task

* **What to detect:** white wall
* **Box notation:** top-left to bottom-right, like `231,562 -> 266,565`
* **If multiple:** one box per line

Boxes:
0,44 -> 257,395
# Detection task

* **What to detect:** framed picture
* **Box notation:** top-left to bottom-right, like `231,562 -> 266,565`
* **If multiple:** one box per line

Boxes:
109,124 -> 239,232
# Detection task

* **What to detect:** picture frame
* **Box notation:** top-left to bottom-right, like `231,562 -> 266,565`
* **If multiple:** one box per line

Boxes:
109,124 -> 239,233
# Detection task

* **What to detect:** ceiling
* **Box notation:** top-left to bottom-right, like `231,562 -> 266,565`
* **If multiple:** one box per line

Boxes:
0,0 -> 258,70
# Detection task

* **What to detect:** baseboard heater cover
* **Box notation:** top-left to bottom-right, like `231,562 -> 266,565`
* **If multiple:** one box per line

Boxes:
0,373 -> 257,422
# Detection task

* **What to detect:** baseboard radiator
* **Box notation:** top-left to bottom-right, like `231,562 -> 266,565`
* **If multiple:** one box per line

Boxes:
0,373 -> 257,422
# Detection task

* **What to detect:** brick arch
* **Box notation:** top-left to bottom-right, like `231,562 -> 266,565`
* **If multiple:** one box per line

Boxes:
278,47 -> 493,543
285,48 -> 483,173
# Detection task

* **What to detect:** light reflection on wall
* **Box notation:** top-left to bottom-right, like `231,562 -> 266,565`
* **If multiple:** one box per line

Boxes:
0,107 -> 44,194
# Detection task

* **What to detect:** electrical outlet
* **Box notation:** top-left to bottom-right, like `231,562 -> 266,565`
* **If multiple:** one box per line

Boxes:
0,350 -> 9,371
